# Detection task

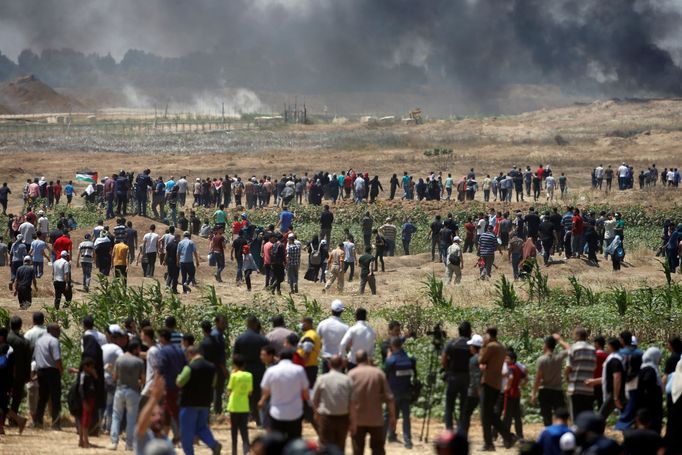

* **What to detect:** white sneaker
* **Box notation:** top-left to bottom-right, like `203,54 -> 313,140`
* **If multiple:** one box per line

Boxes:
107,442 -> 118,450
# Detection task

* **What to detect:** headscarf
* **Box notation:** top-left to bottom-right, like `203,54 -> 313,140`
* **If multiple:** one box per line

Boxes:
673,359 -> 682,404
641,346 -> 662,386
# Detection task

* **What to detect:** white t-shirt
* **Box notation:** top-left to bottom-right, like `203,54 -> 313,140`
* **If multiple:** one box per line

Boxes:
260,359 -> 309,421
142,344 -> 160,396
477,219 -> 487,236
102,343 -> 124,386
618,165 -> 629,178
38,216 -> 49,234
143,232 -> 160,253
19,222 -> 35,243
339,321 -> 376,364
595,167 -> 604,178
317,316 -> 349,358
545,176 -> 556,189
52,258 -> 71,282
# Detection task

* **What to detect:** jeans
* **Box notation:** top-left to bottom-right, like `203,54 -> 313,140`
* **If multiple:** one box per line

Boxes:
503,396 -> 524,438
482,255 -> 495,278
81,262 -> 93,289
511,253 -> 521,279
111,386 -> 140,448
166,262 -> 179,293
541,238 -> 553,264
180,262 -> 196,289
104,383 -> 115,432
35,367 -> 61,426
320,228 -> 332,244
10,260 -> 21,282
480,383 -> 510,447
385,395 -> 411,445
444,374 -> 469,430
230,412 -> 250,455
270,264 -> 285,294
343,261 -> 355,281
180,407 -> 219,455
144,252 -> 157,277
287,264 -> 299,291
402,239 -> 411,255
539,388 -> 565,426
439,243 -> 449,265
431,238 -> 438,261
33,261 -> 44,278
385,238 -> 396,256
571,234 -> 583,256
213,252 -> 225,280
106,194 -> 115,219
136,195 -> 147,216
235,255 -> 243,282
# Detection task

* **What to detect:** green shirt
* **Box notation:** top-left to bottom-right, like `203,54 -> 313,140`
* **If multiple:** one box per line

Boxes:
227,370 -> 253,413
358,253 -> 375,279
213,210 -> 227,224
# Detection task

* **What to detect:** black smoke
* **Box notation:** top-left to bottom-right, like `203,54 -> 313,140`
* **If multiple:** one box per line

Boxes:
1,0 -> 681,101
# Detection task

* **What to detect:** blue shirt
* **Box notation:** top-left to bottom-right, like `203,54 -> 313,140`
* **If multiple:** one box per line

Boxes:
401,222 -> 417,241
64,184 -> 74,196
165,180 -> 175,193
158,344 -> 187,392
384,349 -> 415,396
402,175 -> 410,188
177,238 -> 196,263
279,211 -> 294,232
537,423 -> 572,455
211,328 -> 226,366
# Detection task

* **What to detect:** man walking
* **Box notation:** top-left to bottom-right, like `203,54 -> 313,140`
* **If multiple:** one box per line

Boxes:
139,224 -> 160,277
358,246 -> 377,295
13,255 -> 37,309
33,323 -> 63,430
555,329 -> 596,421
112,238 -> 129,286
52,251 -> 72,309
323,242 -> 345,293
446,236 -> 463,284
76,233 -> 95,292
157,329 -> 187,441
177,232 -> 200,294
313,355 -> 356,451
319,205 -> 334,243
234,316 -> 269,425
349,350 -> 396,455
385,337 -> 416,449
442,321 -> 472,431
478,226 -> 499,279
317,300 -> 349,373
286,233 -> 301,293
108,340 -> 145,451
340,308 -> 376,369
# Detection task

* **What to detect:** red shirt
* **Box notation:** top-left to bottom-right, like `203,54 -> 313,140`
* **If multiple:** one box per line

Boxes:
231,221 -> 242,235
344,175 -> 352,189
505,362 -> 526,399
572,215 -> 584,235
537,167 -> 544,180
594,349 -> 608,378
464,222 -> 475,241
53,183 -> 62,197
53,235 -> 73,258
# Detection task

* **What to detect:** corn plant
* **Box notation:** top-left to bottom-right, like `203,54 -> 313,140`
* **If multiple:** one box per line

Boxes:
495,274 -> 519,310
422,273 -> 453,308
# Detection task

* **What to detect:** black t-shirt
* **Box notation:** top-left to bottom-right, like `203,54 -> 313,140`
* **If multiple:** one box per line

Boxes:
199,335 -> 219,366
320,211 -> 334,229
549,213 -> 563,229
605,356 -> 624,395
439,227 -> 453,245
622,428 -> 663,455
15,265 -> 35,289
430,221 -> 443,236
444,219 -> 459,232
525,213 -> 541,235
232,237 -> 248,259
665,352 -> 681,375
539,221 -> 555,241
444,337 -> 471,376
165,239 -> 178,264
0,187 -> 9,200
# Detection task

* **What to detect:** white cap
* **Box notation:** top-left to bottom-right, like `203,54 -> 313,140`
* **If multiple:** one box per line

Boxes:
559,432 -> 576,451
288,233 -> 295,239
467,334 -> 483,347
16,234 -> 23,240
631,335 -> 638,346
453,236 -> 461,242
23,255 -> 32,262
331,299 -> 344,312
108,324 -> 125,336
60,250 -> 69,258
38,210 -> 44,215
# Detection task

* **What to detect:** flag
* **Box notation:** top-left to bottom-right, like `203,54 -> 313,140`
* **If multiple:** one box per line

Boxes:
76,171 -> 98,184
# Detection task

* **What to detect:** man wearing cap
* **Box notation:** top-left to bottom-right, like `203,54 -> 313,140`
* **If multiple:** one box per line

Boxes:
13,255 -> 37,309
177,232 -> 200,293
446,236 -> 464,284
317,300 -> 349,373
459,333 -> 484,437
52,251 -> 72,309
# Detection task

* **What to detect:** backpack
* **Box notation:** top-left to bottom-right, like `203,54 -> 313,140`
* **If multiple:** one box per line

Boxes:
448,249 -> 461,266
67,377 -> 83,417
270,242 -> 285,263
310,243 -> 322,266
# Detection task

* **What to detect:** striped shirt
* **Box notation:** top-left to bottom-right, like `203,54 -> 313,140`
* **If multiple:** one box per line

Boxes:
568,341 -> 596,396
286,243 -> 301,267
379,224 -> 397,241
478,232 -> 499,256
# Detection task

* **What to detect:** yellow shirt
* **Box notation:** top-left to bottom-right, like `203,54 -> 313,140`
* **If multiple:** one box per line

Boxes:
298,329 -> 321,367
227,370 -> 253,413
112,243 -> 129,266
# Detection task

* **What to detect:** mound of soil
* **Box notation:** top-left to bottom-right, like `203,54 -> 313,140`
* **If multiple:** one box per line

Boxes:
0,74 -> 83,114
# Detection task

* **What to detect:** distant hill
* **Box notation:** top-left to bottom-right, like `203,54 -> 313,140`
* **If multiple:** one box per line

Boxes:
0,103 -> 12,115
0,74 -> 83,114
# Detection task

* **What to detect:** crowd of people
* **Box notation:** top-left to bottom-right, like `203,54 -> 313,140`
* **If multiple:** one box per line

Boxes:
1,304 -> 681,454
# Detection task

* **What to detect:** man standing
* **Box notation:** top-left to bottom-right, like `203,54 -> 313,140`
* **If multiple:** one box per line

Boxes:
33,323 -> 63,430
162,232 -> 180,293
299,317 -> 322,388
342,236 -> 357,282
349,350 -> 396,455
317,300 -> 349,373
234,316 -> 269,425
286,233 -> 301,293
340,308 -> 376,369
401,218 -> 417,255
385,337 -> 416,449
177,232 -> 200,294
446,236 -> 463,285
13,256 -> 37,309
157,329 -> 187,441
555,329 -> 596,421
358,246 -> 377,295
52,251 -> 71,309
323,242 -> 345,293
478,226 -> 499,279
7,316 -> 31,422
429,215 -> 443,262
175,346 -> 222,455
379,218 -> 397,257
479,327 -> 515,451
361,211 -> 373,250
268,235 -> 286,295
76,233 -> 95,292
319,205 -> 334,244
210,228 -> 227,283
108,341 -> 145,451
531,336 -> 568,426
438,223 -> 454,266
29,232 -> 50,279
442,321 -> 472,431
259,348 -> 310,442
313,355 -> 356,451
210,315 -> 228,414
265,315 -> 295,357
135,169 -> 153,216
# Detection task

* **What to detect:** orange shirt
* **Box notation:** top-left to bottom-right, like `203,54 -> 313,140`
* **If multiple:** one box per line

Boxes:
112,243 -> 129,266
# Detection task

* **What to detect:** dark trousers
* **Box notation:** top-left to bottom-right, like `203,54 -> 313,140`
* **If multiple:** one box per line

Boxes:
10,384 -> 25,414
571,394 -> 595,422
166,263 -> 179,293
363,230 -> 372,249
213,370 -> 227,414
541,238 -> 553,264
480,384 -> 510,447
444,375 -> 469,430
385,395 -> 411,444
352,425 -> 385,455
230,412 -> 250,455
144,252 -> 157,277
402,239 -> 411,255
264,264 -> 272,287
503,396 -> 524,438
359,274 -> 376,295
343,262 -> 355,281
539,388 -> 565,426
53,281 -> 72,309
270,264 -> 284,293
270,415 -> 302,442
460,395 -> 479,437
114,265 -> 127,286
319,414 -> 349,451
36,367 -> 61,426
180,262 -> 196,288
136,196 -> 147,216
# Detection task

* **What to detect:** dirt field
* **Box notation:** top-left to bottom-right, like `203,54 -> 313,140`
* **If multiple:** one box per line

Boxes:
0,99 -> 679,454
